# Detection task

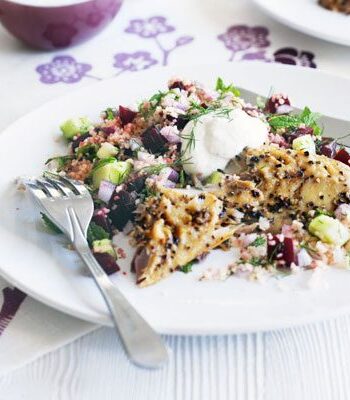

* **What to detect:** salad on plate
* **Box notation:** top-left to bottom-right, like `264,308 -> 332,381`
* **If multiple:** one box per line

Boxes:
42,77 -> 350,287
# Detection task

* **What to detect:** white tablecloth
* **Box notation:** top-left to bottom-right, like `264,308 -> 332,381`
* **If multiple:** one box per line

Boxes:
1,0 -> 350,398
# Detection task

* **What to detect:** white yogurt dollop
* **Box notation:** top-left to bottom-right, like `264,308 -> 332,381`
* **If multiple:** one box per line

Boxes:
181,108 -> 268,177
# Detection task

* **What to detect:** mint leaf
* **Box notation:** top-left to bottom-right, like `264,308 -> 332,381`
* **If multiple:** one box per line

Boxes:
215,77 -> 240,97
41,213 -> 62,234
268,115 -> 300,130
249,236 -> 266,247
87,222 -> 109,245
104,108 -> 115,120
314,208 -> 334,218
76,143 -> 99,160
249,257 -> 262,267
180,261 -> 194,273
268,106 -> 322,135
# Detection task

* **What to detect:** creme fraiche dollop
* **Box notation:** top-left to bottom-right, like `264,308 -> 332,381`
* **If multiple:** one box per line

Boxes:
181,108 -> 268,177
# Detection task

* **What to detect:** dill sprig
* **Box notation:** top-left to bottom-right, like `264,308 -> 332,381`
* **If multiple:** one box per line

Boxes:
140,157 -> 190,175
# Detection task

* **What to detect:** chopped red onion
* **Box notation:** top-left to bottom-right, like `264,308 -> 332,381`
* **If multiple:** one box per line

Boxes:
160,126 -> 181,144
160,167 -> 179,183
98,180 -> 116,203
275,104 -> 293,115
297,248 -> 312,268
137,151 -> 155,163
335,204 -> 350,220
163,180 -> 176,188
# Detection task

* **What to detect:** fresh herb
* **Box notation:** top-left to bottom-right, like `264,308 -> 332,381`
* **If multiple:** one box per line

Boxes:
140,163 -> 171,175
180,261 -> 194,273
267,242 -> 284,264
149,91 -> 169,104
249,257 -> 262,267
76,143 -> 99,161
256,96 -> 267,110
249,236 -> 266,247
139,185 -> 158,201
104,108 -> 116,120
179,170 -> 186,187
140,158 -> 189,176
41,213 -> 62,234
45,155 -> 73,171
92,157 -> 116,172
215,77 -> 240,97
300,242 -> 317,255
314,208 -> 334,218
268,106 -> 322,135
87,222 -> 109,245
139,90 -> 171,118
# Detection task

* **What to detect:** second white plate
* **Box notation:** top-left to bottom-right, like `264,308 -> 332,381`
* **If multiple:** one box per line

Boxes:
253,0 -> 350,47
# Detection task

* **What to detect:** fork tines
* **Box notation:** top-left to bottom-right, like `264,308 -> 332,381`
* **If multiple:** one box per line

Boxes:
24,173 -> 89,198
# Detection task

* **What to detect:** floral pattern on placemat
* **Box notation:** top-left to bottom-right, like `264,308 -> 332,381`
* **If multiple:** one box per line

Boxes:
218,25 -> 317,68
113,51 -> 158,76
36,56 -> 100,84
34,19 -> 317,87
35,15 -> 193,84
125,16 -> 194,66
0,288 -> 26,336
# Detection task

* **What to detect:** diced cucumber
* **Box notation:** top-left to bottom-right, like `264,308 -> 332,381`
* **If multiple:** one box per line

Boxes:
92,239 -> 116,257
308,215 -> 350,245
97,142 -> 118,159
92,159 -> 132,189
292,135 -> 316,154
205,171 -> 223,185
60,117 -> 92,140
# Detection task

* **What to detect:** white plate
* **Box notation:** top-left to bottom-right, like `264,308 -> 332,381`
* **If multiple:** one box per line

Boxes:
253,0 -> 350,47
1,62 -> 350,335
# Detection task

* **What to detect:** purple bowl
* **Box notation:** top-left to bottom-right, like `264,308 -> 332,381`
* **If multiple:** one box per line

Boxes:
0,0 -> 123,50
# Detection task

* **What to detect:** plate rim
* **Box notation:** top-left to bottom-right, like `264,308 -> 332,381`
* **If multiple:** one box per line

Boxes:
2,61 -> 350,334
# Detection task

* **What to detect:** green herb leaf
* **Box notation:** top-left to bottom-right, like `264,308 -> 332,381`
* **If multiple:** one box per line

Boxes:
87,222 -> 110,245
180,261 -> 194,273
45,155 -> 73,171
215,77 -> 240,97
267,115 -> 300,130
179,170 -> 186,188
41,213 -> 62,234
249,257 -> 262,267
76,143 -> 99,161
139,90 -> 171,118
104,108 -> 116,120
268,106 -> 322,135
93,157 -> 116,172
314,208 -> 334,218
249,236 -> 266,247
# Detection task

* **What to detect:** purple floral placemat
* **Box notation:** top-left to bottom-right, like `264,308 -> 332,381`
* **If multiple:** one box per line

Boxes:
34,16 -> 316,85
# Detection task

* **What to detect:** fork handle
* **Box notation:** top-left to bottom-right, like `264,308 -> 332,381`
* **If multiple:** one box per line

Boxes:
67,208 -> 168,369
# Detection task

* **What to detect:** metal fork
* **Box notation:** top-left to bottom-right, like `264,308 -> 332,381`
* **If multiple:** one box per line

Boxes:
24,173 -> 168,369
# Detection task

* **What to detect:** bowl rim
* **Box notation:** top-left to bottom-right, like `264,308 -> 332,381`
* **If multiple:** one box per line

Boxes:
0,0 -> 109,8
